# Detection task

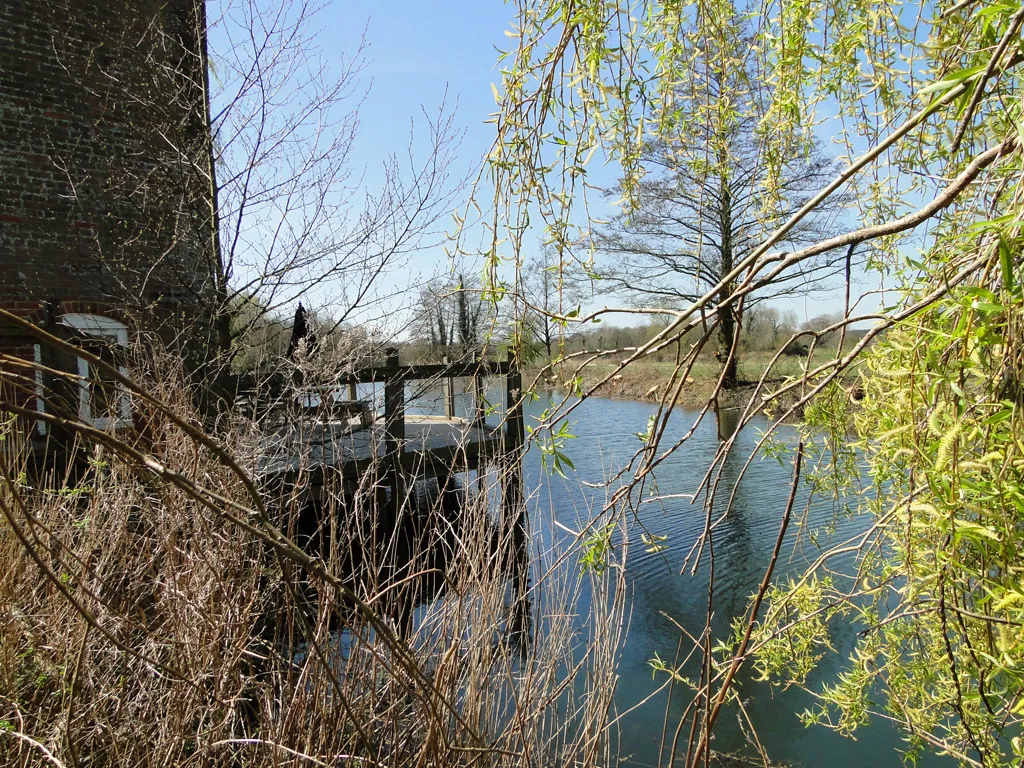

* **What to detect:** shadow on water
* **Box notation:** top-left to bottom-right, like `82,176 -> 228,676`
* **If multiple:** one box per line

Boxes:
256,473 -> 494,639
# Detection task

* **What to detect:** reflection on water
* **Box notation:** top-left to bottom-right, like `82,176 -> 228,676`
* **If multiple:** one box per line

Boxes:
369,381 -> 946,765
518,393 -> 949,768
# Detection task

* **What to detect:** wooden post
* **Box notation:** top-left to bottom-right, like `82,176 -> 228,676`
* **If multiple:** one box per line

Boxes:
347,379 -> 357,401
384,347 -> 405,506
442,355 -> 455,419
504,350 -> 524,455
502,348 -> 528,622
472,354 -> 486,426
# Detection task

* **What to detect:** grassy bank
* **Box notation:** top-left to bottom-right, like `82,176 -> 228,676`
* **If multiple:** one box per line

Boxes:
524,351 -> 818,411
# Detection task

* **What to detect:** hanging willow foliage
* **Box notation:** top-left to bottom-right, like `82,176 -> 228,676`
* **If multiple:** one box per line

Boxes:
482,0 -> 1024,764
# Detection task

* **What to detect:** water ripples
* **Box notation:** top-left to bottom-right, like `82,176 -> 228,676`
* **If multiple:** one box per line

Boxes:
517,393 -> 948,768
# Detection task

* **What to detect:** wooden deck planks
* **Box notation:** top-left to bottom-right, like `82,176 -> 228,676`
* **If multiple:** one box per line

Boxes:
258,414 -> 503,481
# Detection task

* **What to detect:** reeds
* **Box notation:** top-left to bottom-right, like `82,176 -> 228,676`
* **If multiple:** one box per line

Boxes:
0,344 -> 626,768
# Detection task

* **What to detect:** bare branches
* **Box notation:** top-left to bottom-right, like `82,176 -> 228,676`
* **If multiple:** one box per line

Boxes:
0,311 -> 628,767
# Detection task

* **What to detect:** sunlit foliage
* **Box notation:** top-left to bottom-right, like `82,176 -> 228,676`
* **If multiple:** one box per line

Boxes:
490,0 -> 1024,763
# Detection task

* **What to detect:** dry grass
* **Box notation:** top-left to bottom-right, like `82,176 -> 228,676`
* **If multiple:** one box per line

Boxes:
527,351 -> 811,408
0,354 -> 626,767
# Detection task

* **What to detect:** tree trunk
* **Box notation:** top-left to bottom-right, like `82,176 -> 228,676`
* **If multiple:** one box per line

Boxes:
718,297 -> 739,389
435,305 -> 447,351
718,174 -> 739,390
456,274 -> 478,353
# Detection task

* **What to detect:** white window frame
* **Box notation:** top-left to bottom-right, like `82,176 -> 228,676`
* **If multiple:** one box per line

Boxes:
59,314 -> 133,429
33,343 -> 46,435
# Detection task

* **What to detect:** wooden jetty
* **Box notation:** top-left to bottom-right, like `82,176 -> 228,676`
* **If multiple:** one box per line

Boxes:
252,346 -> 531,617
256,348 -> 525,497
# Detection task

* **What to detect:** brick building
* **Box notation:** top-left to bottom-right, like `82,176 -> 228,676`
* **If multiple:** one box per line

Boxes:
0,0 -> 217,447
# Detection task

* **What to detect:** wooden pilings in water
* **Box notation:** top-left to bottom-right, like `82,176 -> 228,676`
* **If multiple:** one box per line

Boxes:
442,355 -> 456,419
310,347 -> 529,613
502,352 -> 528,614
383,347 -> 406,504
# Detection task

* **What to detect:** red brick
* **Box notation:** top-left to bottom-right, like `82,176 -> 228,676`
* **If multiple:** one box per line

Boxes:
1,1 -> 215,333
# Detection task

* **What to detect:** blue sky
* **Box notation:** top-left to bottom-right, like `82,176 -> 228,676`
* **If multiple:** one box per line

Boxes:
328,0 -> 510,171
337,2 -> 895,326
331,1 -> 528,298
207,0 -> 517,330
210,0 -> 893,331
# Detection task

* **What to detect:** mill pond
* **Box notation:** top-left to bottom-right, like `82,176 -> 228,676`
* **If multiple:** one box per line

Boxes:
396,385 -> 953,768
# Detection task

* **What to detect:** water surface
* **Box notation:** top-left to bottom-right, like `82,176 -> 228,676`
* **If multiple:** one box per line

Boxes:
514,393 -> 949,768
367,380 -> 951,766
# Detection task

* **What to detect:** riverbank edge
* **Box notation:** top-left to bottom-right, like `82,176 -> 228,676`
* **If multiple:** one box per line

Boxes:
522,364 -> 808,413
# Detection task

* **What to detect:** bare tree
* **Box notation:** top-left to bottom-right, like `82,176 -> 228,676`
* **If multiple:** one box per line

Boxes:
410,279 -> 456,352
522,248 -> 585,360
206,0 -> 463,358
742,305 -> 799,350
589,21 -> 848,389
30,0 -> 463,412
455,273 -> 483,352
408,273 -> 495,357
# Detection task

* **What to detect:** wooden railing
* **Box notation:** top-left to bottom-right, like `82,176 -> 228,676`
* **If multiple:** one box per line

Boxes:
309,349 -> 527,591
338,347 -> 524,461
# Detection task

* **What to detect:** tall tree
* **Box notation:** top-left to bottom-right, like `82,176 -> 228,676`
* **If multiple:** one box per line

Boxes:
485,0 -> 1024,763
412,280 -> 456,351
741,305 -> 798,350
455,273 -> 483,353
205,0 -> 461,373
590,18 -> 846,388
409,273 -> 492,356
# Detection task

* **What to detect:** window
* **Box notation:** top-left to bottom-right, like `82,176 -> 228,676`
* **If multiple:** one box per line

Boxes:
59,314 -> 133,429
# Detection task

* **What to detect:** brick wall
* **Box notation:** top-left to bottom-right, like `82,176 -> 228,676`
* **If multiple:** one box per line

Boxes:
0,0 -> 217,444
0,0 -> 214,325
